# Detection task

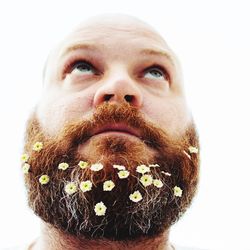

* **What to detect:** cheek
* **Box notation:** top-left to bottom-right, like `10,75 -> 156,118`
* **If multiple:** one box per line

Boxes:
143,97 -> 191,136
36,91 -> 93,136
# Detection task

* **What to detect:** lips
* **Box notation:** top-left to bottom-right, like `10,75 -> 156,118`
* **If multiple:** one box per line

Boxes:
92,123 -> 141,139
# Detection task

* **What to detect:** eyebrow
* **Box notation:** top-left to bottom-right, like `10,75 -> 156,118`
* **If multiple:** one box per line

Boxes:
139,48 -> 175,66
61,43 -> 99,58
61,43 -> 175,66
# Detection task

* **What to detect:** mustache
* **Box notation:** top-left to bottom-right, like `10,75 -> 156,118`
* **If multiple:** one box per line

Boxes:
57,102 -> 175,150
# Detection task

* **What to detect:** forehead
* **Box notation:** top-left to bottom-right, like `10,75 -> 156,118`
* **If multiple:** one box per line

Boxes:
55,20 -> 176,64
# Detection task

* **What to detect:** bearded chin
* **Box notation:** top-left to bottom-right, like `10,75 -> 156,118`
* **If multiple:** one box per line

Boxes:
22,103 -> 199,241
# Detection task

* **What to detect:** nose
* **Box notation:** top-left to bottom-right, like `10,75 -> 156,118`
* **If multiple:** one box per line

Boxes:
93,68 -> 143,108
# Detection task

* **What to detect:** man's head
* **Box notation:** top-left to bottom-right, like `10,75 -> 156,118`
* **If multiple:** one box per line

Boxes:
22,14 -> 199,242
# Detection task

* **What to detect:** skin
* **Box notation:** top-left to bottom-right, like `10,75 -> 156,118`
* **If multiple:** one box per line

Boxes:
32,14 -> 192,250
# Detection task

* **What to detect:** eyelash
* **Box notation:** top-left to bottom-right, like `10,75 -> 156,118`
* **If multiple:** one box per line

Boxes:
63,59 -> 169,80
63,59 -> 98,76
143,64 -> 169,80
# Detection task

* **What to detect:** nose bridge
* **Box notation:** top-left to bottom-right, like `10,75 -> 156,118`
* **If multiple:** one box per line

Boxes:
93,64 -> 143,107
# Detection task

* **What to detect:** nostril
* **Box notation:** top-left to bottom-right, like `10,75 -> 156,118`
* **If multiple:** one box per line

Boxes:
125,95 -> 133,102
104,94 -> 114,101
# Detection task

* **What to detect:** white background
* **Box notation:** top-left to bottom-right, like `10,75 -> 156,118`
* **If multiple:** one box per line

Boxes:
0,1 -> 249,249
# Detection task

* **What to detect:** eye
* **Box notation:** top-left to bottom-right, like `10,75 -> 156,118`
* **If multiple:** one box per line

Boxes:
71,60 -> 96,75
144,66 -> 167,80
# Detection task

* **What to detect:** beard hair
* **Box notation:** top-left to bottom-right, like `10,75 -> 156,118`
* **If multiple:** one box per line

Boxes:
22,102 -> 200,241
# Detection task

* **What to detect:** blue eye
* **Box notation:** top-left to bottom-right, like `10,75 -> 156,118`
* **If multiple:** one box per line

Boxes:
71,61 -> 96,75
144,66 -> 166,80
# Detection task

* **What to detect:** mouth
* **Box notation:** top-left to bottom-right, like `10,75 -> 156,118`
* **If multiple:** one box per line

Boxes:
91,123 -> 141,139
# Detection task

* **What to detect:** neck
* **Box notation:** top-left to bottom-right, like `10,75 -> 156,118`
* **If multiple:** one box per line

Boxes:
31,223 -> 174,250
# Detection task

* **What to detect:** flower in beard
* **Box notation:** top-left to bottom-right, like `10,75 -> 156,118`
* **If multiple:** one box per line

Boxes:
33,142 -> 43,152
22,163 -> 30,174
149,164 -> 160,168
58,162 -> 69,170
140,174 -> 153,187
78,161 -> 89,169
129,190 -> 143,202
21,153 -> 29,163
103,180 -> 115,191
90,163 -> 104,171
173,186 -> 183,197
39,174 -> 50,185
188,146 -> 198,154
94,201 -> 107,216
113,164 -> 126,171
80,180 -> 92,192
153,179 -> 163,188
65,182 -> 78,195
118,170 -> 130,179
136,165 -> 150,174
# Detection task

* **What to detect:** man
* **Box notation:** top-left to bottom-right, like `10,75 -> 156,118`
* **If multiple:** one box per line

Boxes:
20,14 -> 200,250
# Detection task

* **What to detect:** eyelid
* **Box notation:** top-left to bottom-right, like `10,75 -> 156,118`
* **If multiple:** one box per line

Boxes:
62,58 -> 100,79
143,64 -> 169,80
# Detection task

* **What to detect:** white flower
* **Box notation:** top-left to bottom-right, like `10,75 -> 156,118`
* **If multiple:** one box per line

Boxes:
39,175 -> 50,185
118,170 -> 130,179
22,163 -> 30,174
65,182 -> 77,195
21,153 -> 29,163
33,142 -> 43,152
90,163 -> 104,172
188,146 -> 198,154
173,186 -> 183,197
113,164 -> 126,171
140,174 -> 153,187
153,179 -> 163,188
129,190 -> 143,202
149,164 -> 160,168
103,180 -> 115,191
80,180 -> 92,192
161,171 -> 171,176
58,162 -> 69,170
78,161 -> 89,169
94,201 -> 107,216
136,165 -> 150,174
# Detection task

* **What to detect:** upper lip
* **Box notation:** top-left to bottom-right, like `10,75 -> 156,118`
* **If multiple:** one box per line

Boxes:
92,123 -> 141,138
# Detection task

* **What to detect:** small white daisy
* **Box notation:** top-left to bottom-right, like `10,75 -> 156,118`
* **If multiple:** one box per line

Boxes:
129,190 -> 143,202
153,179 -> 163,188
140,174 -> 153,187
103,180 -> 115,191
161,171 -> 171,176
188,146 -> 199,154
21,153 -> 29,163
113,164 -> 126,171
118,170 -> 130,179
22,163 -> 30,174
58,162 -> 69,170
65,182 -> 78,195
80,180 -> 92,192
78,161 -> 89,169
149,164 -> 160,168
90,163 -> 104,172
39,175 -> 50,185
136,165 -> 150,174
33,142 -> 43,152
173,186 -> 183,197
94,201 -> 107,216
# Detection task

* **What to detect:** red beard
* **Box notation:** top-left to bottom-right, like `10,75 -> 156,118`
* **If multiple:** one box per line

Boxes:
22,102 -> 199,241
